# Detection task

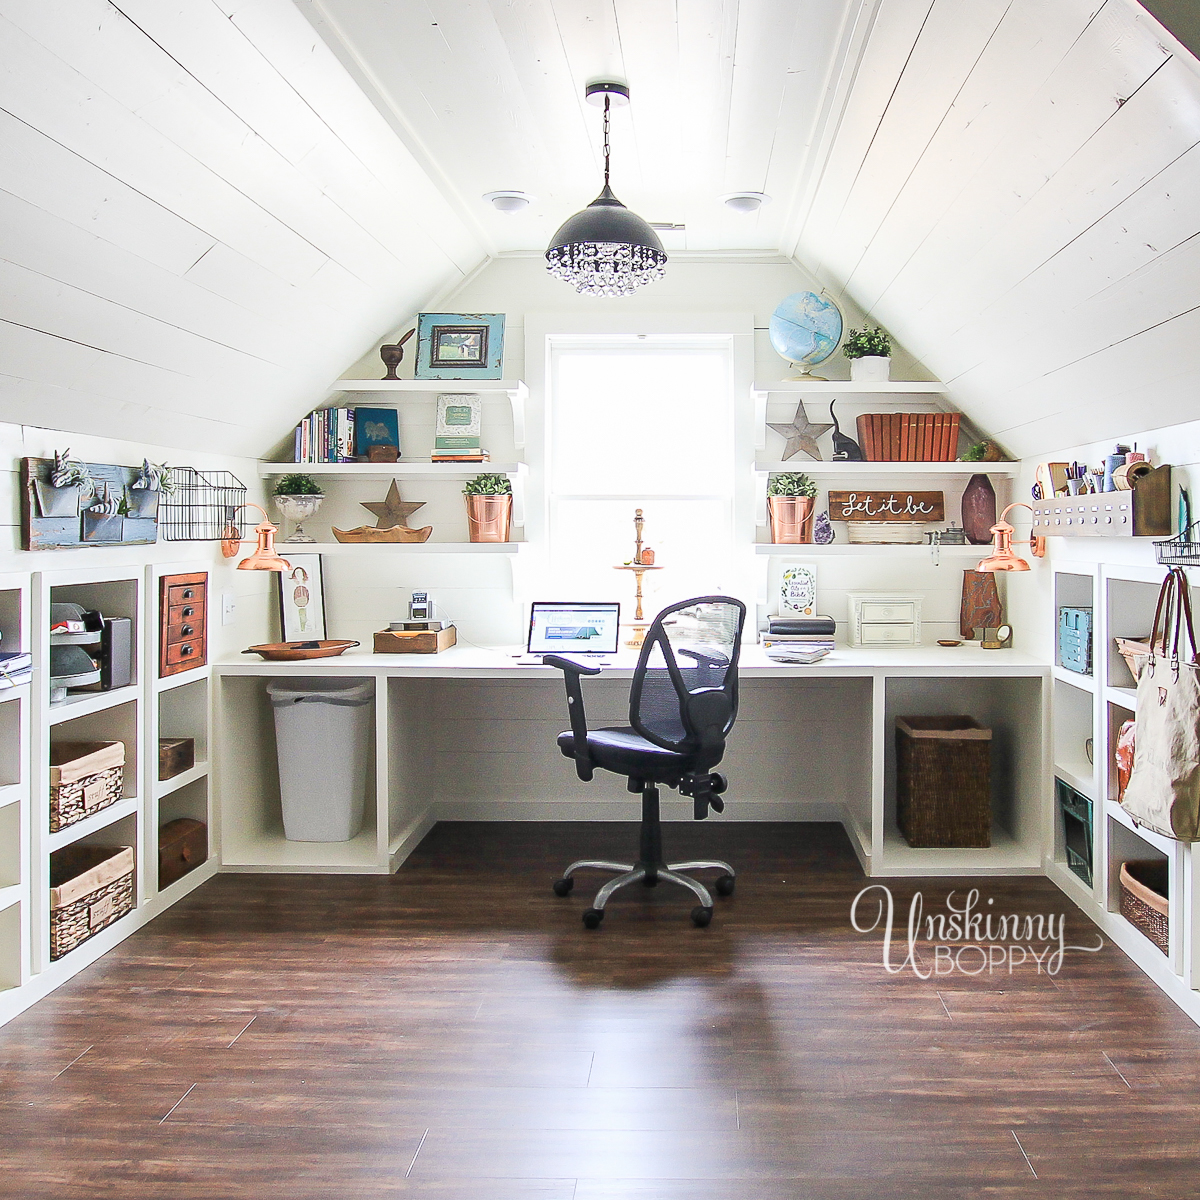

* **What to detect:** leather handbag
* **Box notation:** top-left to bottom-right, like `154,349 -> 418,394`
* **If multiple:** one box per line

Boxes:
1121,568 -> 1200,839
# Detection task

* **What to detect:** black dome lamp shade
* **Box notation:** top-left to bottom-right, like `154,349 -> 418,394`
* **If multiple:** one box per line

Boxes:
545,81 -> 666,297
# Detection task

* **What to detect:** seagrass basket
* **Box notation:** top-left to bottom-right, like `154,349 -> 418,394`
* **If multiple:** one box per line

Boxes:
896,715 -> 992,848
49,844 -> 134,960
49,740 -> 125,832
1119,860 -> 1169,955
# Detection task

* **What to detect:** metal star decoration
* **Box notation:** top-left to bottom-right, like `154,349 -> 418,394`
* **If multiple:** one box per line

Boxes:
768,403 -> 834,461
360,480 -> 426,529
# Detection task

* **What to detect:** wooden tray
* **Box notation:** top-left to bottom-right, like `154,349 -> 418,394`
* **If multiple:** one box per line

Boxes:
242,640 -> 359,661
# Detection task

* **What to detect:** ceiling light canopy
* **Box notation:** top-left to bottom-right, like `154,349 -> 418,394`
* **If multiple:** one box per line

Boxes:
483,190 -> 532,213
722,191 -> 769,214
545,81 -> 666,297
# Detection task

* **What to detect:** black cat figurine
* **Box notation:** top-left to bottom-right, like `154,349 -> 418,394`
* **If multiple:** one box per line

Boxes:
830,401 -> 864,461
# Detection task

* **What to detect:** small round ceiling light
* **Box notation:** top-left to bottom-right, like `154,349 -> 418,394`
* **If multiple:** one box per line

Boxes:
722,192 -> 770,214
484,190 -> 532,213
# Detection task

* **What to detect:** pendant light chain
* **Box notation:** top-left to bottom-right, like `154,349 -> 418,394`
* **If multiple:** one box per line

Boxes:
603,94 -> 611,189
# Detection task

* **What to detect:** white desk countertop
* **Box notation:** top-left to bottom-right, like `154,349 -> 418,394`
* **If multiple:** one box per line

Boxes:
214,643 -> 1048,679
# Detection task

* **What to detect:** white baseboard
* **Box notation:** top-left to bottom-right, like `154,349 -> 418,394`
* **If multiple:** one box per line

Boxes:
430,799 -> 845,823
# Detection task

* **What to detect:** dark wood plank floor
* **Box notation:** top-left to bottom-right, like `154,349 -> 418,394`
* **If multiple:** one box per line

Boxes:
2,821 -> 1199,1198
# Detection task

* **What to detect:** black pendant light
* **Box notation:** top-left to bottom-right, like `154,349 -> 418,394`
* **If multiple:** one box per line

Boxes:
545,81 -> 666,297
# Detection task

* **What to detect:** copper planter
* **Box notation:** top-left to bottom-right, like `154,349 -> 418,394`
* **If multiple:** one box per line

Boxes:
465,494 -> 512,543
768,496 -> 814,544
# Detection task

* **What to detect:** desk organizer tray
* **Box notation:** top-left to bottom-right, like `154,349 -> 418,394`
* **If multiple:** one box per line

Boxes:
896,715 -> 992,848
49,740 -> 125,832
49,844 -> 135,960
373,626 -> 457,654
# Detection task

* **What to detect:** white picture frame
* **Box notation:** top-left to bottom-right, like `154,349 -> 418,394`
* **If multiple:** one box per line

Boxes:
276,553 -> 327,641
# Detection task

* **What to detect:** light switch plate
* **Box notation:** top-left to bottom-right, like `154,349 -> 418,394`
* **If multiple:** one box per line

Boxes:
221,591 -> 236,626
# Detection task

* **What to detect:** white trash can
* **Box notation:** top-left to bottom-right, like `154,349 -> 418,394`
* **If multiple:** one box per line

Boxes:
266,677 -> 373,842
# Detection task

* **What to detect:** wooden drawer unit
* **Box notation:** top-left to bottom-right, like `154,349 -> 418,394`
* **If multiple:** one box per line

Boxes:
160,572 -> 208,677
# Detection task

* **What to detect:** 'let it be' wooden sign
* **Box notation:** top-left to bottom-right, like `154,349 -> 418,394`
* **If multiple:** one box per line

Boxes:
828,491 -> 945,522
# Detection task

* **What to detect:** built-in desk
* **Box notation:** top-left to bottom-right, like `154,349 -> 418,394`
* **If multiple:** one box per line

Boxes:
214,646 -> 1048,879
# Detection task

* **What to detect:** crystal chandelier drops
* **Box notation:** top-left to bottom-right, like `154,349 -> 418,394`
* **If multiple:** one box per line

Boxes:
545,83 -> 666,297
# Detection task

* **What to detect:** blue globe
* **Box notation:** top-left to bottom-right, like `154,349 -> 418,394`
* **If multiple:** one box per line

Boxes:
769,291 -> 843,370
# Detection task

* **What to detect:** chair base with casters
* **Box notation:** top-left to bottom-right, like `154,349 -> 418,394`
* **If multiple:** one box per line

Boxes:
544,594 -> 747,929
552,777 -> 736,928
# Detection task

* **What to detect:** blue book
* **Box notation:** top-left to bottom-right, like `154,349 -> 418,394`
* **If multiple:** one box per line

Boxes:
355,407 -> 400,457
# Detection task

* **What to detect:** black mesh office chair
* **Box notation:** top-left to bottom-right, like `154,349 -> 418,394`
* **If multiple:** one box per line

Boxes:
545,595 -> 746,928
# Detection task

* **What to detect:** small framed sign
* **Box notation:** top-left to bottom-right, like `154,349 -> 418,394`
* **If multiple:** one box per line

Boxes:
780,562 -> 818,617
827,490 -> 945,522
415,313 -> 505,379
276,554 -> 327,641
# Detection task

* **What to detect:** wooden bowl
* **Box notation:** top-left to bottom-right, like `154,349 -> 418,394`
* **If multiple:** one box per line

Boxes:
242,640 -> 359,661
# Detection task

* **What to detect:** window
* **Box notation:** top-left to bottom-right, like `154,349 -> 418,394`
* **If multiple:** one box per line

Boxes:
547,336 -> 736,608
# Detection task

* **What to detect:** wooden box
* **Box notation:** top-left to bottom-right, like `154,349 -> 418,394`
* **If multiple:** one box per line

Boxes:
159,571 -> 207,677
373,625 -> 457,654
1029,464 -> 1172,537
158,818 -> 208,890
896,715 -> 992,848
158,737 -> 195,781
49,844 -> 135,960
49,740 -> 125,832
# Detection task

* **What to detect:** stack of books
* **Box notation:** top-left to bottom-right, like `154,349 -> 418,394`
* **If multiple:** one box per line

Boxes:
762,615 -> 836,664
432,394 -> 487,464
431,448 -> 491,465
293,408 -> 357,463
855,412 -> 960,462
0,651 -> 32,688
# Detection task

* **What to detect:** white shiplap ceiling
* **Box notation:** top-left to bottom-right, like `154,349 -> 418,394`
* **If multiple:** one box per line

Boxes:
293,0 -> 871,255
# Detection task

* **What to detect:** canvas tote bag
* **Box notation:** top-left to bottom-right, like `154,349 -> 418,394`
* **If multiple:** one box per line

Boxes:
1121,567 -> 1200,839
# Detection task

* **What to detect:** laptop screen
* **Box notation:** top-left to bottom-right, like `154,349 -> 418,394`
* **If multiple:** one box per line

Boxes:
527,602 -> 621,655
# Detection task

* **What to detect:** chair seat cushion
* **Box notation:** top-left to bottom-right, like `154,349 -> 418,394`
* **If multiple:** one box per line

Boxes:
558,726 -> 689,781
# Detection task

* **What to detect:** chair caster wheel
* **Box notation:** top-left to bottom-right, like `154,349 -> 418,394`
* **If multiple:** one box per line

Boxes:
711,773 -> 728,795
582,908 -> 604,930
715,874 -> 736,897
691,906 -> 713,928
552,878 -> 574,897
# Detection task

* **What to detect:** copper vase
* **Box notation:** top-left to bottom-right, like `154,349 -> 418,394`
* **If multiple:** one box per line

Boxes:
465,494 -> 512,542
768,496 -> 814,543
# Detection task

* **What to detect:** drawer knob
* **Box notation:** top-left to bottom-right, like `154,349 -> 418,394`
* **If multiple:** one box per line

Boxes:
181,624 -> 193,636
182,606 -> 194,617
181,644 -> 193,656
182,588 -> 194,598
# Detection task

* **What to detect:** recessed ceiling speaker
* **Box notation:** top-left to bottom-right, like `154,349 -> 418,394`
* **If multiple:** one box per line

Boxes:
722,192 -> 769,214
483,191 -> 532,213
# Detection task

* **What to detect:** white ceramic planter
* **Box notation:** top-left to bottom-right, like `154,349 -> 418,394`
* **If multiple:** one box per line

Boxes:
850,355 -> 891,382
275,493 -> 325,543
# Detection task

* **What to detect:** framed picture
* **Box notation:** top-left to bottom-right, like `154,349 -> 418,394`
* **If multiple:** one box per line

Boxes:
415,313 -> 505,379
276,554 -> 327,641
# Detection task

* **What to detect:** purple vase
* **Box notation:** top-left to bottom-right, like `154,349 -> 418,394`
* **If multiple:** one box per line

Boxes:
961,474 -> 997,546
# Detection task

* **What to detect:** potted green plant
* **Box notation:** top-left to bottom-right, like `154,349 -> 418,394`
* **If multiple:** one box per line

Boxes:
843,326 -> 892,382
272,473 -> 325,544
34,450 -> 92,518
463,473 -> 513,543
767,472 -> 818,544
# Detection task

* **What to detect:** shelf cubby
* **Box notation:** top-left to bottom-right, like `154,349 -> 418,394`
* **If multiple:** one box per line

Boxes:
157,678 -> 208,768
1053,678 -> 1095,797
0,904 -> 22,991
48,700 -> 139,814
0,804 -> 20,890
1103,574 -> 1196,690
48,578 -> 139,690
0,692 -> 24,793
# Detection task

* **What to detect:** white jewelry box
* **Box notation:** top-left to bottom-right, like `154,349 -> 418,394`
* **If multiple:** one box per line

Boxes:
848,592 -> 923,647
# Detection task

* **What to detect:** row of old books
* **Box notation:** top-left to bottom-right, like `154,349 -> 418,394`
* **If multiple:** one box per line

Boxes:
762,615 -> 835,664
855,412 -> 960,462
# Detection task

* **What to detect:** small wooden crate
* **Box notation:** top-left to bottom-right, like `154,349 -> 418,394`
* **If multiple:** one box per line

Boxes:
896,716 -> 992,848
1120,860 -> 1169,954
373,625 -> 457,654
49,741 -> 125,832
158,737 -> 195,781
49,844 -> 135,960
158,818 -> 207,890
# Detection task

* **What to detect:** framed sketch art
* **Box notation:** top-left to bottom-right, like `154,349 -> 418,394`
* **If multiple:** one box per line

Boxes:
415,313 -> 505,379
276,554 -> 327,641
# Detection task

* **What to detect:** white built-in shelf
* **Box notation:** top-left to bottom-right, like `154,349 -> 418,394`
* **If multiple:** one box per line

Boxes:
279,542 -> 524,555
880,824 -> 1041,875
47,797 -> 138,853
0,783 -> 24,811
259,461 -> 525,479
1106,685 -> 1138,711
155,762 -> 209,801
753,460 -> 1020,476
1052,665 -> 1095,693
155,666 -> 211,694
1107,800 -> 1175,857
754,542 -> 985,557
0,883 -> 23,914
1055,762 -> 1095,799
223,828 -> 379,873
0,684 -> 30,702
48,685 -> 139,726
753,380 -> 949,395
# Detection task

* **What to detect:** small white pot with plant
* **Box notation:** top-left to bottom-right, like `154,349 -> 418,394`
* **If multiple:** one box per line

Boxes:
767,472 -> 818,544
273,474 -> 325,543
843,327 -> 892,382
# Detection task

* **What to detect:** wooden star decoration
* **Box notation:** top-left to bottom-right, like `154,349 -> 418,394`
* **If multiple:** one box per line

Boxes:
768,403 -> 834,461
360,480 -> 426,529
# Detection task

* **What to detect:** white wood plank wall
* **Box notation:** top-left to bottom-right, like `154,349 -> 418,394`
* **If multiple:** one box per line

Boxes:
0,0 -> 483,457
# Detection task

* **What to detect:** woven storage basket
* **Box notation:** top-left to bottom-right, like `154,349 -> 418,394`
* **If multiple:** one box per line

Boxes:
49,740 -> 124,832
1119,860 -> 1169,955
49,844 -> 134,960
896,715 -> 992,848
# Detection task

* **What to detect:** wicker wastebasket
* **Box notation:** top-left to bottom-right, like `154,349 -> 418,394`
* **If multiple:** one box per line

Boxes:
896,715 -> 992,848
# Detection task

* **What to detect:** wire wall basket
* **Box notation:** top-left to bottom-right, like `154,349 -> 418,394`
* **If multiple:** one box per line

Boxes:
1154,520 -> 1200,566
160,468 -> 247,542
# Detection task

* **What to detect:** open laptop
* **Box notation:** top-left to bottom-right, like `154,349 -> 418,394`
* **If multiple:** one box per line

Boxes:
516,601 -> 621,665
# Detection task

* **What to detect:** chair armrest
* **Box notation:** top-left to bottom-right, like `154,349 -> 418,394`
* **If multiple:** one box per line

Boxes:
683,688 -> 733,769
543,655 -> 600,780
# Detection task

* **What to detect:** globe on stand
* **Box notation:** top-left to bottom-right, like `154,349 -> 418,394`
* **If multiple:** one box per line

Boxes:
769,291 -> 844,380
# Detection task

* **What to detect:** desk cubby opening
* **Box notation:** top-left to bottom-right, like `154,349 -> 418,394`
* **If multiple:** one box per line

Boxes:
216,673 -> 381,872
49,579 -> 139,688
49,700 -> 139,808
881,675 -> 1043,872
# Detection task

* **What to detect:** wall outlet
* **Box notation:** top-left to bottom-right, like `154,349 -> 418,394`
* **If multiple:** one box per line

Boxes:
221,591 -> 236,626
